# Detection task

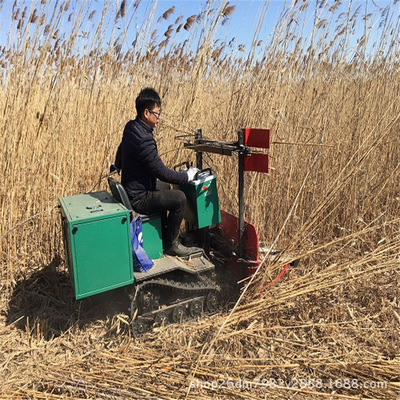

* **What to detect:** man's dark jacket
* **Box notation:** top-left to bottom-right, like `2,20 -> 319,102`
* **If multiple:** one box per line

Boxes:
115,118 -> 188,205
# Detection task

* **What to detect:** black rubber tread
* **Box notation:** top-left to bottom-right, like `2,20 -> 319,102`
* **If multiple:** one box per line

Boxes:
130,276 -> 220,336
134,276 -> 217,294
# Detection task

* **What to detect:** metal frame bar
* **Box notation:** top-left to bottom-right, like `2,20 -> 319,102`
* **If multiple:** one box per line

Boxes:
184,129 -> 263,260
237,130 -> 245,258
184,129 -> 269,259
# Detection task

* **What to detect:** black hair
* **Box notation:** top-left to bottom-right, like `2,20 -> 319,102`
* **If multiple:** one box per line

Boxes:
135,87 -> 161,118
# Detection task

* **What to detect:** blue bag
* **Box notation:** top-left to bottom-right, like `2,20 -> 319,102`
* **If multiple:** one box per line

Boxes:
130,215 -> 154,272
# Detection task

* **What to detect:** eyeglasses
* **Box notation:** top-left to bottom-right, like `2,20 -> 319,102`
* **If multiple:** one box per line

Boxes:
149,109 -> 161,118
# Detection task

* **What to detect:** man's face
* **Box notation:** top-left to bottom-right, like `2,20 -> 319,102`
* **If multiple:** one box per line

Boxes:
142,104 -> 161,129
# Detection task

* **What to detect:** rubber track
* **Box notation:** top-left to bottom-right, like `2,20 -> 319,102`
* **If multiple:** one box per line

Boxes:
131,276 -> 220,321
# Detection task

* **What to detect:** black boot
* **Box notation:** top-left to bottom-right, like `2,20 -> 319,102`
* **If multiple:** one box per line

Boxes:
165,239 -> 201,257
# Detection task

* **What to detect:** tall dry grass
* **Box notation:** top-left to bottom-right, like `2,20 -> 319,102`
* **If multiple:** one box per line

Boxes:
0,0 -> 399,399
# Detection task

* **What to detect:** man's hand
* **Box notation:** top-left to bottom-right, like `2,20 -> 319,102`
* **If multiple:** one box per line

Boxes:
186,166 -> 199,181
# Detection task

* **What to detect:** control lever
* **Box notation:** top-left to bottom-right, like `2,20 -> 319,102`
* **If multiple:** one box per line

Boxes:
173,161 -> 190,171
195,167 -> 212,180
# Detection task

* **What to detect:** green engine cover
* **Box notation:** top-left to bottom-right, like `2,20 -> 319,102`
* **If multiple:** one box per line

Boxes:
139,214 -> 163,260
59,191 -> 134,299
178,172 -> 221,229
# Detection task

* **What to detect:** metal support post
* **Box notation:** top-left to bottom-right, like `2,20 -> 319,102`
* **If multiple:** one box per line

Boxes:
238,130 -> 245,258
195,129 -> 203,170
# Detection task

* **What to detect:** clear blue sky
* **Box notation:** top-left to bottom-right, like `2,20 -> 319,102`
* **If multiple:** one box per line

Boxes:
0,0 -> 398,59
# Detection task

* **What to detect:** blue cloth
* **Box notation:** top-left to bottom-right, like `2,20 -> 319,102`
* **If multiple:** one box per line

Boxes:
130,215 -> 154,272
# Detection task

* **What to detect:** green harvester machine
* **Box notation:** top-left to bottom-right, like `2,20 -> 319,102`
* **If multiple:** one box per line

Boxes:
59,128 -> 296,336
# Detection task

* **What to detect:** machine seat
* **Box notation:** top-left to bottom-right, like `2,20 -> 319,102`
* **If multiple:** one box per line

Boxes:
107,177 -> 133,214
107,177 -> 160,219
108,177 -> 164,259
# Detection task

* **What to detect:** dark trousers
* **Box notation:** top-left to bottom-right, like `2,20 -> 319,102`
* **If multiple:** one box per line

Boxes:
132,181 -> 186,248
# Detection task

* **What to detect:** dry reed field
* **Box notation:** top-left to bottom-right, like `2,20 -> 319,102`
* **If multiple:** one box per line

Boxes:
0,0 -> 399,399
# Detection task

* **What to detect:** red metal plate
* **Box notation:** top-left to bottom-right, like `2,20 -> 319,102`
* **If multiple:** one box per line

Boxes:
244,153 -> 269,173
243,128 -> 270,149
218,210 -> 261,279
219,210 -> 259,260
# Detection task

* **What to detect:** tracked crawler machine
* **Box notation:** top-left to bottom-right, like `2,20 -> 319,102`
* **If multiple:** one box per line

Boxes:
59,128 -> 294,336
